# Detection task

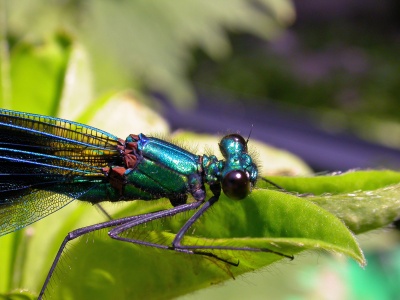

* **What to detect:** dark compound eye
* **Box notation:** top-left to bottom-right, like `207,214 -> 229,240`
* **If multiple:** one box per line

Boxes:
222,170 -> 250,200
225,133 -> 247,146
220,134 -> 247,151
219,134 -> 248,158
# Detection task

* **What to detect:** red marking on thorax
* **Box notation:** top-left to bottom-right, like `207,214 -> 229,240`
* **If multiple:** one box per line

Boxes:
101,135 -> 141,196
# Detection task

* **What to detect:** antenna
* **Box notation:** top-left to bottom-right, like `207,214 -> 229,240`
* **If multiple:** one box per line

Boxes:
246,124 -> 254,145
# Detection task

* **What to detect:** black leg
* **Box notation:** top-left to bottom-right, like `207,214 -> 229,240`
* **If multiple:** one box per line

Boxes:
261,177 -> 314,197
108,200 -> 204,252
38,204 -> 200,299
38,216 -> 140,299
260,177 -> 286,191
171,195 -> 294,260
171,195 -> 219,247
108,196 -> 243,265
95,203 -> 113,220
39,195 -> 293,298
110,194 -> 293,262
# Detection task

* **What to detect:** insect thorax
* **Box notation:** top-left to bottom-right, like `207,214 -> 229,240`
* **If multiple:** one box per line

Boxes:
202,154 -> 224,185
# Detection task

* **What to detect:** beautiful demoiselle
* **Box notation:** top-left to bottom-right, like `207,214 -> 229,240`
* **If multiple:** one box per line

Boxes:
0,108 -> 292,298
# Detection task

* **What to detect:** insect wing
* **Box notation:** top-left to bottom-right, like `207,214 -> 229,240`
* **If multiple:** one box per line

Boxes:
0,109 -> 121,235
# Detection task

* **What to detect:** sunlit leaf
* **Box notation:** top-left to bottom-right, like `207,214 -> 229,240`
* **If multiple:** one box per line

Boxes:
39,188 -> 363,299
261,170 -> 400,233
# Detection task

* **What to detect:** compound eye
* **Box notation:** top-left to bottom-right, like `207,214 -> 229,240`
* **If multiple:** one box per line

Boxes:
224,133 -> 246,147
220,134 -> 248,153
222,170 -> 250,200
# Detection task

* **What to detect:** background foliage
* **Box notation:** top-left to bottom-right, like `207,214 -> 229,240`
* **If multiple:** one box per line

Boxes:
1,1 -> 400,299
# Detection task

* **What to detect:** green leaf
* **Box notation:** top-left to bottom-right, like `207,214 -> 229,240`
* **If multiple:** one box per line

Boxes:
27,188 -> 362,299
6,0 -> 295,106
56,42 -> 94,120
260,170 -> 400,233
0,291 -> 36,300
313,184 -> 400,234
263,170 -> 400,194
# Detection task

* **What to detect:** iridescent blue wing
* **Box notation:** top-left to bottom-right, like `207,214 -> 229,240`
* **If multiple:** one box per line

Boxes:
0,109 -> 121,236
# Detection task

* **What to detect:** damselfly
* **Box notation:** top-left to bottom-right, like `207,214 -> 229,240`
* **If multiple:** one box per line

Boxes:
0,108 -> 292,298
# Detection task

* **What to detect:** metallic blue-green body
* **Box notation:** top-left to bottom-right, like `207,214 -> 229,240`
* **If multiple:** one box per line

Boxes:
118,134 -> 204,201
77,133 -> 208,204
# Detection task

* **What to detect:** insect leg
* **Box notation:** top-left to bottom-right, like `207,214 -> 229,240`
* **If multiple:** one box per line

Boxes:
108,196 -> 238,265
108,201 -> 204,250
38,205 -> 198,299
261,177 -> 314,197
172,186 -> 294,260
95,203 -> 113,220
260,177 -> 286,190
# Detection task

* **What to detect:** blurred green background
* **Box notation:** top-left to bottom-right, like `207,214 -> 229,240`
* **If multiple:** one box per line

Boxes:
1,0 -> 400,299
